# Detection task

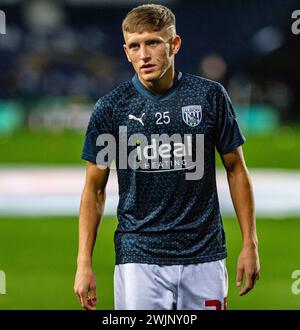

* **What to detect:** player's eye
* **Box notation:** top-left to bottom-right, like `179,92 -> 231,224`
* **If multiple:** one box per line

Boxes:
129,43 -> 139,50
148,40 -> 160,46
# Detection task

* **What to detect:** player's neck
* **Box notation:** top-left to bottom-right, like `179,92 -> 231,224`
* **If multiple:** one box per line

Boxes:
138,65 -> 177,96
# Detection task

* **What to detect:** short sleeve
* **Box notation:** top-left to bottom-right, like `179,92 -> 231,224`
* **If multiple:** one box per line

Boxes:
81,99 -> 114,164
214,85 -> 245,154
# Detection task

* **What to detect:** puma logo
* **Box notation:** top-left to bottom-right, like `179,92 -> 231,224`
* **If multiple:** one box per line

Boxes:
129,113 -> 145,126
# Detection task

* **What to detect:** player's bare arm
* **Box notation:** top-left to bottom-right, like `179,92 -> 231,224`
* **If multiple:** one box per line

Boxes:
221,146 -> 260,296
74,162 -> 110,310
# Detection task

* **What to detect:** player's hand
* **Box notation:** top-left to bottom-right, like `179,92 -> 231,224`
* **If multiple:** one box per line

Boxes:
74,266 -> 98,310
236,244 -> 260,296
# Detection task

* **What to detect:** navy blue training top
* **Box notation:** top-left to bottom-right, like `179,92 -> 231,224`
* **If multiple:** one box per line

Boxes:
82,72 -> 245,265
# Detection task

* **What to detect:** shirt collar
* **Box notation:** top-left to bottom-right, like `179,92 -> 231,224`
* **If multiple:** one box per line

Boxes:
132,70 -> 183,102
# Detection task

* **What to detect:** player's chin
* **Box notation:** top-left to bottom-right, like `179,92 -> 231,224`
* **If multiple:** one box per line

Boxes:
139,70 -> 161,82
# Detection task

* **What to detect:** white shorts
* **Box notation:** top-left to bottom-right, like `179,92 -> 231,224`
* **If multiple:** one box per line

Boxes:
114,259 -> 228,310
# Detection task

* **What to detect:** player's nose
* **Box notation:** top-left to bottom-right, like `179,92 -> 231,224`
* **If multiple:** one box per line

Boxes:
139,44 -> 150,60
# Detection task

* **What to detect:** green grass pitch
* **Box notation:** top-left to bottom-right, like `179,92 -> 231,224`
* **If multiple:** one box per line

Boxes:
0,216 -> 300,310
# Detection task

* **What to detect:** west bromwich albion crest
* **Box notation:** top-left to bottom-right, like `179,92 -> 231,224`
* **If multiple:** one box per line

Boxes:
182,105 -> 202,127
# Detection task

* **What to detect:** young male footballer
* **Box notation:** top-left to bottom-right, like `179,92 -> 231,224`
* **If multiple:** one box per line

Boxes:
74,4 -> 260,310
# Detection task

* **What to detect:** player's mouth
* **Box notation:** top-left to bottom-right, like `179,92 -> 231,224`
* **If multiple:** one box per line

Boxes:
140,64 -> 156,73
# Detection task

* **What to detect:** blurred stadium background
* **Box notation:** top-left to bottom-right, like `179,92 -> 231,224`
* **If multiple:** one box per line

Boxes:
0,0 -> 300,309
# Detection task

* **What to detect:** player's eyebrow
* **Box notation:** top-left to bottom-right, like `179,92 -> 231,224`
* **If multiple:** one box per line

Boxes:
145,38 -> 162,45
127,36 -> 164,48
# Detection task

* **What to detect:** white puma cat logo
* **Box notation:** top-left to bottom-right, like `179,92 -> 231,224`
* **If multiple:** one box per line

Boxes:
129,113 -> 145,126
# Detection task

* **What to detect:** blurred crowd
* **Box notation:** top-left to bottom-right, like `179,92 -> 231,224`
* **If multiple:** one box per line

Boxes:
0,23 -> 124,98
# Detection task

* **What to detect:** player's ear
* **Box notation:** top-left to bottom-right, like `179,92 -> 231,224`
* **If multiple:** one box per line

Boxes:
123,44 -> 132,63
171,35 -> 181,55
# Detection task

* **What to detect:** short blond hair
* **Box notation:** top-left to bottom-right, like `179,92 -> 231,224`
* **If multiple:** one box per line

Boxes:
122,4 -> 176,34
